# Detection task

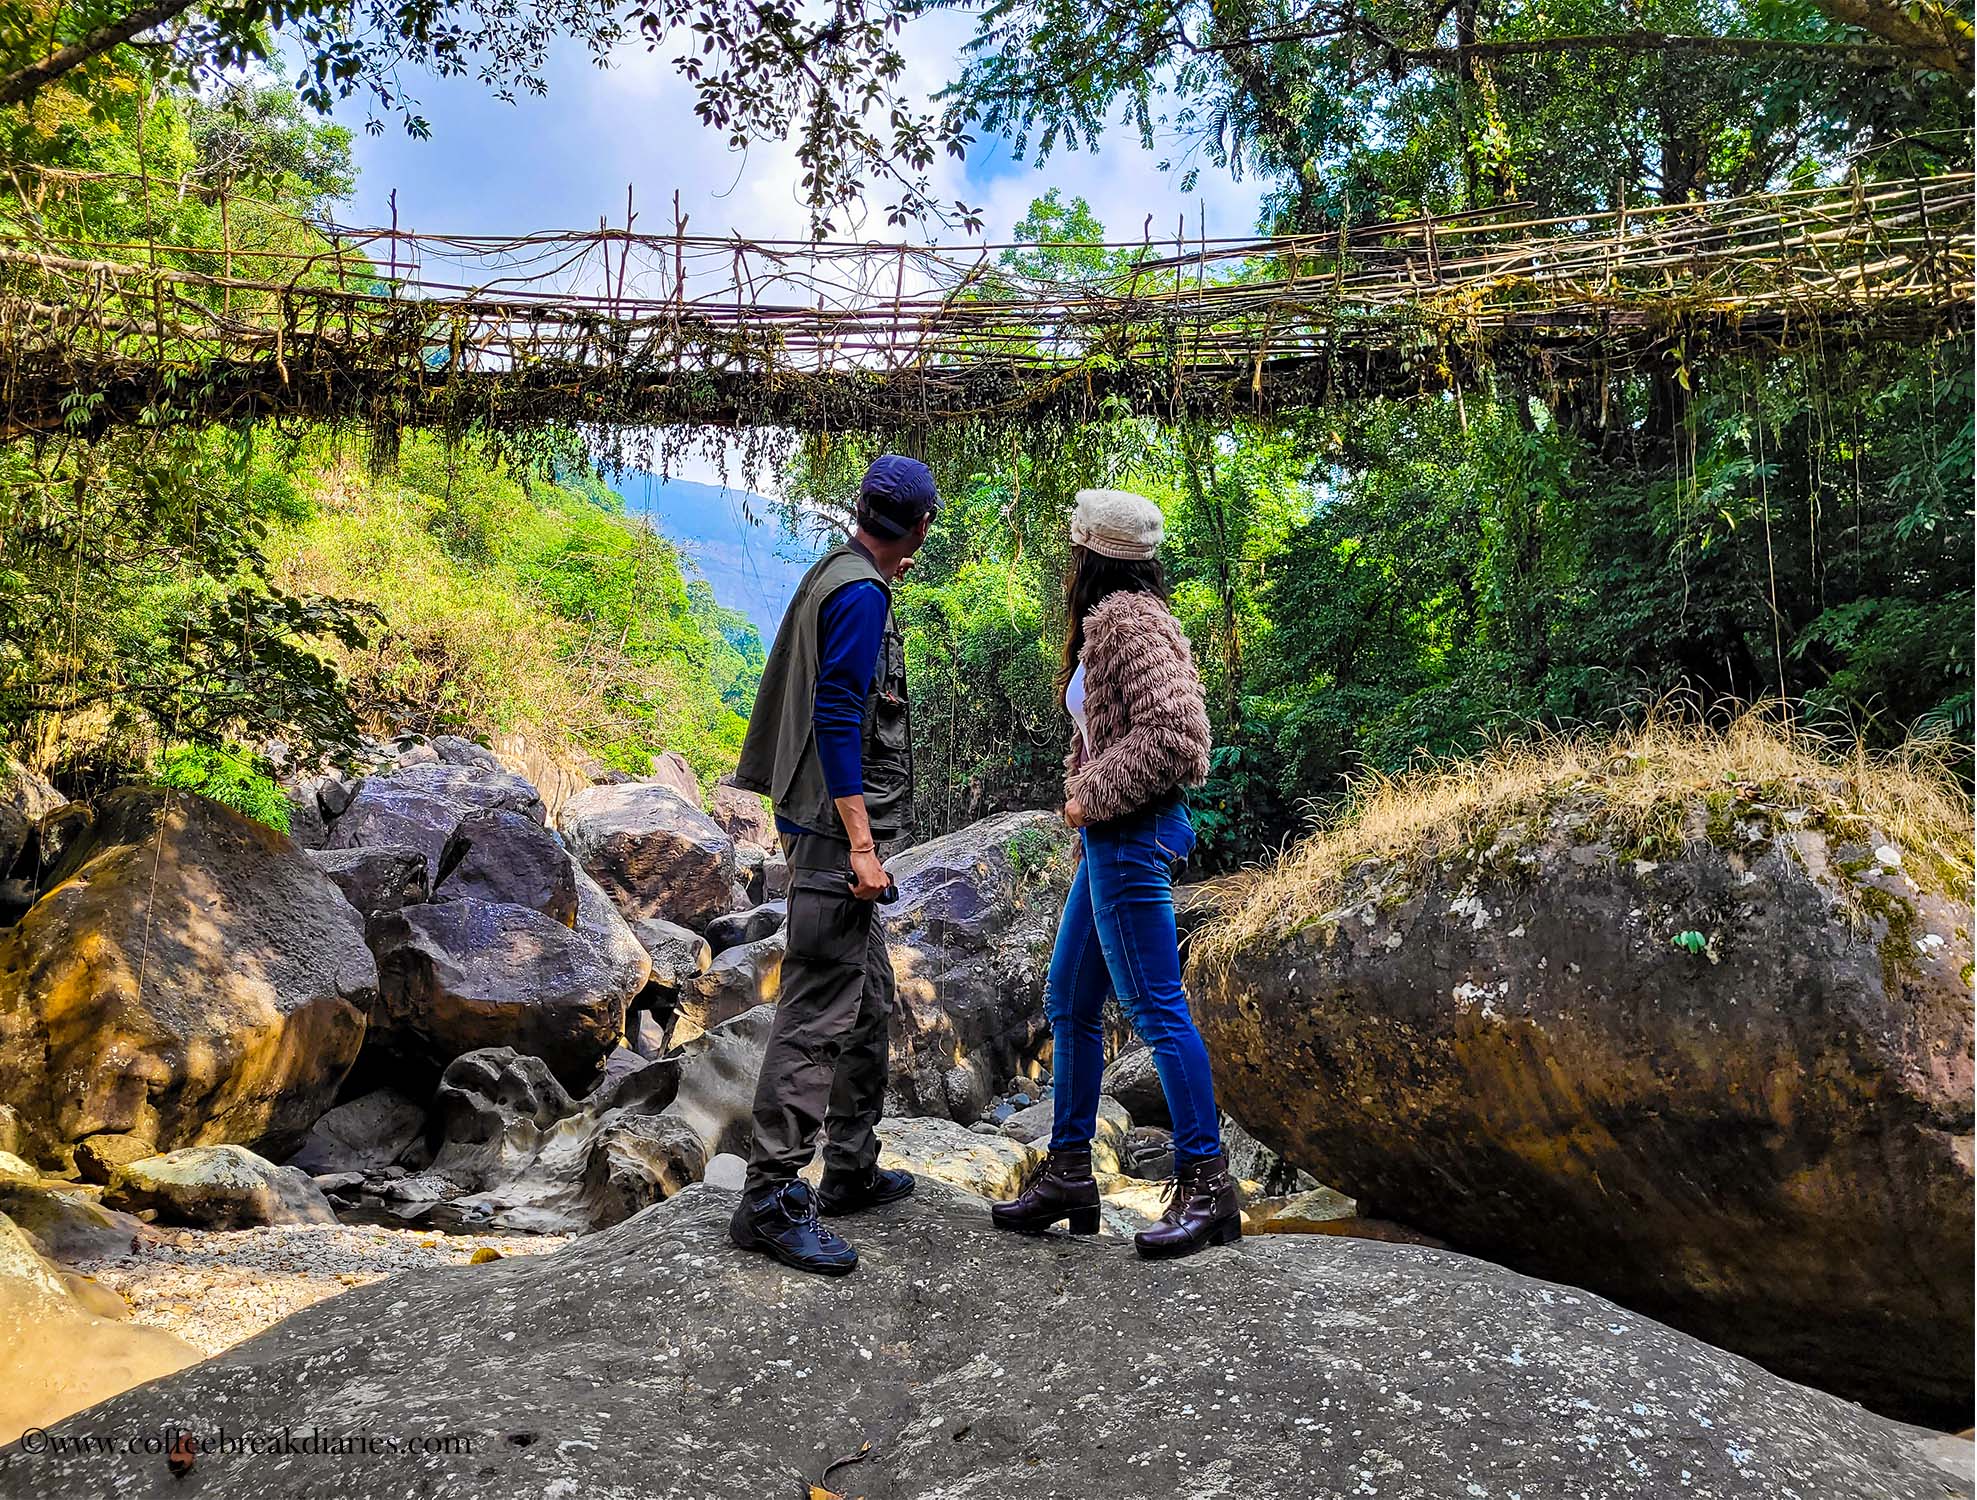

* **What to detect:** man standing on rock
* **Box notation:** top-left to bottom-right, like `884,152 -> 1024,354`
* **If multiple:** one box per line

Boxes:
725,454 -> 937,1274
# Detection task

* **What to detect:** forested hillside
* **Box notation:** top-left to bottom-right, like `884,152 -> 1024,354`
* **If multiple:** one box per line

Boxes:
0,81 -> 761,802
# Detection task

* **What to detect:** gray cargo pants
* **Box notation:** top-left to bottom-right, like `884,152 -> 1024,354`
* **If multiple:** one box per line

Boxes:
740,830 -> 895,1196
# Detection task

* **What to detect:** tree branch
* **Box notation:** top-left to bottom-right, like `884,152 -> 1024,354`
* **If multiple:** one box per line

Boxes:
0,0 -> 203,109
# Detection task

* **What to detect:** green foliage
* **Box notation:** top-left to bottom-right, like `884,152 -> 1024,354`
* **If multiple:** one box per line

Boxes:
153,743 -> 291,832
0,80 -> 375,780
273,434 -> 759,783
792,190 -> 1970,870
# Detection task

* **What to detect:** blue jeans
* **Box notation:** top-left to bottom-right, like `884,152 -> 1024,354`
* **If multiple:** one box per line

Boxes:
1046,799 -> 1222,1164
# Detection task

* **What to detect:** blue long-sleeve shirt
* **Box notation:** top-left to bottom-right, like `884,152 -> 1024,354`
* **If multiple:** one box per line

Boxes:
775,577 -> 887,837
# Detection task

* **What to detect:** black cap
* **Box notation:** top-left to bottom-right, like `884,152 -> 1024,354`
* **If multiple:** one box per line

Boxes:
858,455 -> 939,540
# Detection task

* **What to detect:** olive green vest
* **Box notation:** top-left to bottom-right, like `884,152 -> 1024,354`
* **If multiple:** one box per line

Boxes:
732,544 -> 912,841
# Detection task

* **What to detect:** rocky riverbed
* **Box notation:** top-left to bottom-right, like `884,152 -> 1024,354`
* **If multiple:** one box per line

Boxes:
68,1221 -> 568,1357
2,729 -> 1971,1490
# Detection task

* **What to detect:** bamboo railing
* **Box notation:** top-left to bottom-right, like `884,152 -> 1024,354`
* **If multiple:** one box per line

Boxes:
0,171 -> 1968,439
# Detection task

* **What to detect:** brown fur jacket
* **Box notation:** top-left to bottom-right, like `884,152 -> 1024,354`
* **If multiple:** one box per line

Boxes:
1064,589 -> 1212,823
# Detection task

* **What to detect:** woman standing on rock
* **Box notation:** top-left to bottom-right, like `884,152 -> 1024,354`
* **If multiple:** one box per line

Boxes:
990,489 -> 1240,1259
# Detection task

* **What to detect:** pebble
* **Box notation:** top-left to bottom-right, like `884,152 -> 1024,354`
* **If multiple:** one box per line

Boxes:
70,1222 -> 569,1355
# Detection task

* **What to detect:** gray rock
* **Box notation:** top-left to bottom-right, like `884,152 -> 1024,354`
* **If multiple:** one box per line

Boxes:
17,1183 -> 1965,1500
1100,1045 -> 1169,1128
0,755 -> 65,881
1194,805 -> 1977,1425
378,1170 -> 461,1204
433,736 -> 502,770
327,762 -> 547,882
627,914 -> 712,991
366,898 -> 636,1094
647,750 -> 702,804
412,1009 -> 773,1234
881,810 -> 1078,1120
701,1153 -> 748,1191
282,782 -> 330,849
571,868 -> 654,1006
760,851 -> 791,900
677,933 -> 783,1037
558,782 -> 739,932
733,843 -> 766,903
315,771 -> 358,821
851,1116 -> 1040,1200
388,734 -> 439,768
709,780 -> 774,851
72,1133 -> 156,1186
0,789 -> 373,1164
704,900 -> 786,955
1119,1125 -> 1175,1181
305,844 -> 429,917
285,1089 -> 426,1176
0,1180 -> 152,1261
432,807 -> 579,926
311,1172 -> 365,1195
105,1145 -> 336,1228
1005,1094 -> 1131,1173
1221,1112 -> 1316,1196
941,1062 -> 990,1123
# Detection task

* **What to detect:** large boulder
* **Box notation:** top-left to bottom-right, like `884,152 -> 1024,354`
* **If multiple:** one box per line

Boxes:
431,808 -> 579,926
284,1088 -> 426,1176
432,735 -> 502,771
705,900 -> 785,954
558,782 -> 738,931
0,755 -> 65,890
12,1184 -> 1967,1499
1193,789 -> 1976,1427
881,810 -> 1078,1119
677,933 -> 783,1040
627,914 -> 711,992
1100,1045 -> 1169,1127
366,897 -> 638,1094
0,1211 -> 197,1448
327,762 -> 547,882
0,789 -> 373,1164
304,844 -> 428,917
0,1179 -> 154,1261
104,1144 -> 336,1228
648,750 -> 702,804
709,780 -> 774,851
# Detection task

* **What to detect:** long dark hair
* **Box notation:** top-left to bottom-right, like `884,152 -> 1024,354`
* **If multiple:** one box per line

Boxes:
1057,544 -> 1168,706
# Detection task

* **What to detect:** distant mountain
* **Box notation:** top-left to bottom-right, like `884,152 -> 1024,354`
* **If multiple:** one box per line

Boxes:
614,472 -> 816,638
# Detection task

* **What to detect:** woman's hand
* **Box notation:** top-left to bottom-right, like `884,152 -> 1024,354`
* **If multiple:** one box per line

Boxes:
1062,796 -> 1087,829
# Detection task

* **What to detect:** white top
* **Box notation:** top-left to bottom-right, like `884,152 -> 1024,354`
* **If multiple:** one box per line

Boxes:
1066,663 -> 1089,754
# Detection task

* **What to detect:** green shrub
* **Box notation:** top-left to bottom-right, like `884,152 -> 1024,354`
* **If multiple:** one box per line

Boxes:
154,743 -> 292,833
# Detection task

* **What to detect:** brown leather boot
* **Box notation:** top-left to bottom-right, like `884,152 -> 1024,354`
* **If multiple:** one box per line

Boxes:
990,1147 -> 1101,1235
1134,1152 -> 1242,1260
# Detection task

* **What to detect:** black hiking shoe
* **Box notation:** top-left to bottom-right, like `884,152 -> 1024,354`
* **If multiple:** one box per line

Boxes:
817,1164 -> 916,1216
728,1180 -> 859,1275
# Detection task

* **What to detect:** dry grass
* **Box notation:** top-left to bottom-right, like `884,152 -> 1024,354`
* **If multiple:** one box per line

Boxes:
1191,706 -> 1974,974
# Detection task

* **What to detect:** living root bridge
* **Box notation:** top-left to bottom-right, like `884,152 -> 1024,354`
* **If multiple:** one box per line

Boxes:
0,172 -> 1970,440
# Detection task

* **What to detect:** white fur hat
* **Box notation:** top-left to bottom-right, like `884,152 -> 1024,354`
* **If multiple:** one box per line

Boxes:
1070,489 -> 1163,560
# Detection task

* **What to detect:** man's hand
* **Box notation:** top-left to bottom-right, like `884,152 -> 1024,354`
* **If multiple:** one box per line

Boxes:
1063,796 -> 1087,829
848,845 -> 891,900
